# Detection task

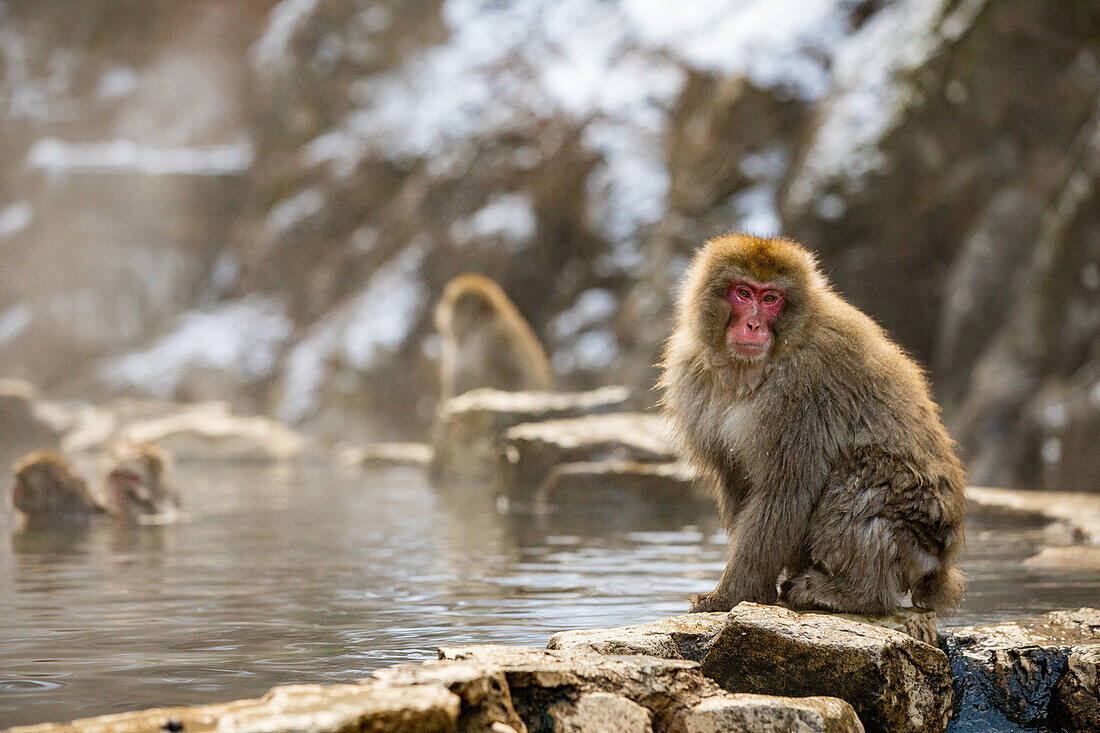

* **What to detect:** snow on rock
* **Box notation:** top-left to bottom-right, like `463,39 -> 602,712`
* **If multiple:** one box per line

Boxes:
101,295 -> 293,399
553,330 -> 620,374
278,245 -> 427,423
26,138 -> 254,178
250,0 -> 323,72
0,201 -> 33,240
622,0 -> 854,99
266,187 -> 326,237
97,67 -> 139,100
293,0 -> 899,243
787,0 -> 984,209
449,193 -> 537,248
552,289 -> 617,339
0,303 -> 32,346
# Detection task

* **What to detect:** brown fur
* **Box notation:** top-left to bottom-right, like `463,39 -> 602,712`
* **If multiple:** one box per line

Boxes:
11,451 -> 103,524
105,442 -> 179,517
435,274 -> 553,401
660,234 -> 966,614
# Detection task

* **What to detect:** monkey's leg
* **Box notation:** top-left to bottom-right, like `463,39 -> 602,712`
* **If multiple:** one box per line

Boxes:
779,516 -> 904,615
690,487 -> 814,613
780,451 -> 924,615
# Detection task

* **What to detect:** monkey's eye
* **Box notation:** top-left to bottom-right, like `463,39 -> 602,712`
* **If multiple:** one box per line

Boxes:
737,288 -> 751,299
762,293 -> 777,303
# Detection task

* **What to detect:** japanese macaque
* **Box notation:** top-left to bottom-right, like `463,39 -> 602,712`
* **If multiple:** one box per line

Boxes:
435,274 -> 553,401
11,451 -> 105,526
660,234 -> 966,615
105,443 -> 179,519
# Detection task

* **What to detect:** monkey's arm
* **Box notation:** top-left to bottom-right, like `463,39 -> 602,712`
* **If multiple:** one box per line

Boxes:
692,385 -> 833,612
692,482 -> 818,610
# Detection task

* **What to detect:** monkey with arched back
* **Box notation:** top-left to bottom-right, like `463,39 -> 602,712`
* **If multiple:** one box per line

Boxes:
435,274 -> 553,402
660,234 -> 966,614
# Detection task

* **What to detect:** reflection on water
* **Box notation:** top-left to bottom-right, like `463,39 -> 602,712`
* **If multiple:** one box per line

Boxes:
1,464 -> 1097,727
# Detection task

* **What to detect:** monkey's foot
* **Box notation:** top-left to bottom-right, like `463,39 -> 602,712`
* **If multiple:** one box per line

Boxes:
781,571 -> 891,615
688,591 -> 734,613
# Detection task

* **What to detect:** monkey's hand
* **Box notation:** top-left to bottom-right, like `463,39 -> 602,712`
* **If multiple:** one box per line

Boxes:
688,591 -> 735,613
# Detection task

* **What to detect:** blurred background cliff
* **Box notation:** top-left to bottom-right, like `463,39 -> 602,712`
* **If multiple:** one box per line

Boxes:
0,0 -> 1097,493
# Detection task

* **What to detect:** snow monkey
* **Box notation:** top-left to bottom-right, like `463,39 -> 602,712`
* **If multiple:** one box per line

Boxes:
661,234 -> 965,614
435,274 -> 553,402
105,442 -> 179,519
11,451 -> 105,527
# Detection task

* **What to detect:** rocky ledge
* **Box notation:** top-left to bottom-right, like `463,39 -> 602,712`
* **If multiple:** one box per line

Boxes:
21,603 -> 1100,733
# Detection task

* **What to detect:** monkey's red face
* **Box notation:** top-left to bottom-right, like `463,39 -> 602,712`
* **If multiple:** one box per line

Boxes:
725,279 -> 785,360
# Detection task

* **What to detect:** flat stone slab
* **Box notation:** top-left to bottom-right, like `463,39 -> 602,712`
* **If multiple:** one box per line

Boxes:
967,486 -> 1100,544
5,682 -> 461,733
340,442 -> 434,469
437,645 -> 861,733
548,607 -> 938,663
941,607 -> 1100,731
430,386 -> 632,485
548,613 -> 729,661
535,460 -> 708,513
495,412 -> 677,507
116,401 -> 305,463
1024,545 -> 1100,570
700,603 -> 953,733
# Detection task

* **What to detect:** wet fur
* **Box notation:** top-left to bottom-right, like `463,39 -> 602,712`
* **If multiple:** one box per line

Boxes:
660,234 -> 966,614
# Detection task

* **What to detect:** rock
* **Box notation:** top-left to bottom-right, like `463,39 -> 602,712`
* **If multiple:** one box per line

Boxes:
5,682 -> 461,733
548,692 -> 653,733
218,683 -> 460,733
548,607 -> 937,663
340,442 -> 434,469
535,461 -> 707,513
966,486 -> 1100,544
700,603 -> 952,733
437,644 -> 717,726
0,379 -> 62,459
117,401 -> 305,463
1024,546 -> 1100,571
1051,644 -> 1100,732
940,607 -> 1100,731
548,613 -> 728,661
430,387 -> 632,485
669,693 -> 864,733
495,413 -> 676,507
831,608 -> 940,648
370,661 -> 527,733
437,645 -> 860,733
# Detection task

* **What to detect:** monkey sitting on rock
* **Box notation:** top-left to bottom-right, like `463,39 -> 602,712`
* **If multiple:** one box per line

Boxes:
661,234 -> 966,615
10,451 -> 106,528
435,273 -> 553,402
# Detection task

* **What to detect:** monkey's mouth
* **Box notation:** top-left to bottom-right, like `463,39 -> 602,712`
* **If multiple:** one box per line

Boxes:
726,336 -> 771,358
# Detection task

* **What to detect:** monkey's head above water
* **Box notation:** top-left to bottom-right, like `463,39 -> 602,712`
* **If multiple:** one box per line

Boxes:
11,451 -> 99,519
106,442 -> 178,517
677,234 -> 829,368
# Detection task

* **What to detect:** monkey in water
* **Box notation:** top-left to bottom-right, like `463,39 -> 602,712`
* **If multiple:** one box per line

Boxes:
661,234 -> 965,615
11,451 -> 106,527
105,442 -> 179,519
435,274 -> 553,402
